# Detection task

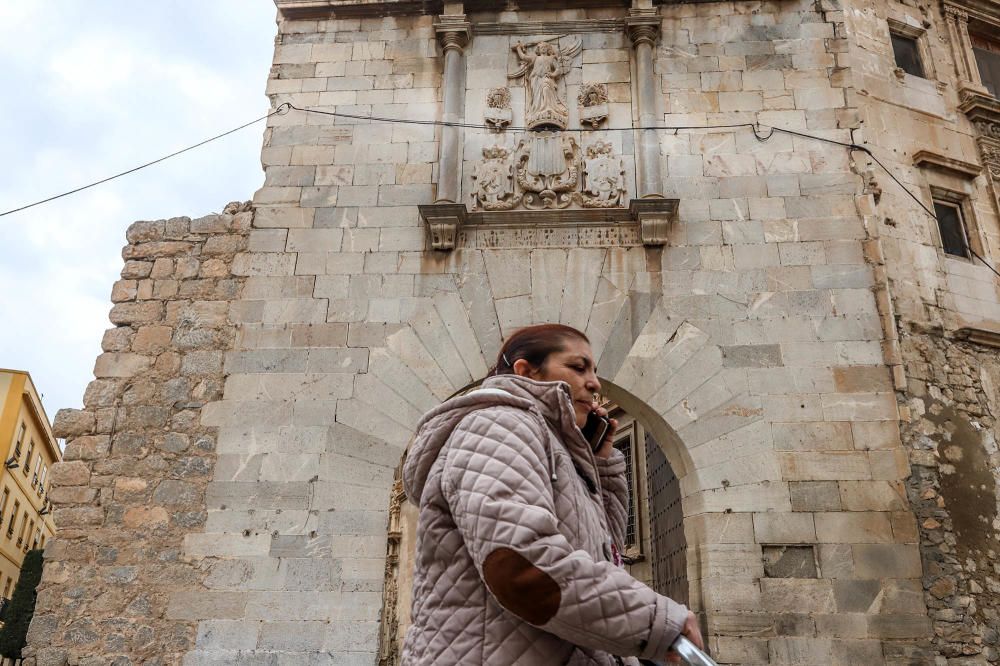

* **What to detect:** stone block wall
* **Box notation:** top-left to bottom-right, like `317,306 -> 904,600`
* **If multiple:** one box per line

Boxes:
846,0 -> 1000,660
25,204 -> 251,666
899,328 -> 1000,661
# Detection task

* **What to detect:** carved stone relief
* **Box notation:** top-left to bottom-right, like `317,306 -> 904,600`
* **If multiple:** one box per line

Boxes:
484,87 -> 512,131
472,146 -> 517,210
509,38 -> 581,130
578,83 -> 609,129
471,138 -> 628,212
581,140 -> 626,208
516,132 -> 580,209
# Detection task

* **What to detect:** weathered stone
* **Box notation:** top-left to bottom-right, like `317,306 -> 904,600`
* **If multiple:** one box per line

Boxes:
50,461 -> 91,487
53,409 -> 96,438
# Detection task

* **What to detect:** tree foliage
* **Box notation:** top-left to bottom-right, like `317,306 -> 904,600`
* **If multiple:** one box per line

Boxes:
0,549 -> 44,659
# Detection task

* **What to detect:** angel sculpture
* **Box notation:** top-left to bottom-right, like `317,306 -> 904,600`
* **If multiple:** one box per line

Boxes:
510,37 -> 581,130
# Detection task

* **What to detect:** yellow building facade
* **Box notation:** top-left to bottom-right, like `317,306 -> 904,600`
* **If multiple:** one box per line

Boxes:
0,370 -> 59,606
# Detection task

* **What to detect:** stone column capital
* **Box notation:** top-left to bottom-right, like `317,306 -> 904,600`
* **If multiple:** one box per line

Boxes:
943,3 -> 969,23
435,14 -> 472,52
625,9 -> 661,47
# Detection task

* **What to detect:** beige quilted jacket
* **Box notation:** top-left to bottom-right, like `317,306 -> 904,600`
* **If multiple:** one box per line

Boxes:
402,374 -> 689,665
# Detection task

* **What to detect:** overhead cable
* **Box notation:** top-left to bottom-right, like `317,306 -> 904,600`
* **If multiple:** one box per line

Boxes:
2,101 -> 999,280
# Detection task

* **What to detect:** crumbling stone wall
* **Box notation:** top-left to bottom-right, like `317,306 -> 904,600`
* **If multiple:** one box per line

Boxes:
899,326 -> 1000,663
25,203 -> 251,666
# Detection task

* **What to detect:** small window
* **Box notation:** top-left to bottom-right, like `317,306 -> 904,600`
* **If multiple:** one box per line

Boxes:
891,33 -> 925,77
2,578 -> 10,599
934,200 -> 971,258
12,424 -> 25,459
972,34 -> 1000,98
7,502 -> 18,537
0,490 -> 8,526
22,442 -> 33,476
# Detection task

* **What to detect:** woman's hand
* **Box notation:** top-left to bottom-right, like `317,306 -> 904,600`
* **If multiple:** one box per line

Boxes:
589,402 -> 618,459
665,612 -> 704,663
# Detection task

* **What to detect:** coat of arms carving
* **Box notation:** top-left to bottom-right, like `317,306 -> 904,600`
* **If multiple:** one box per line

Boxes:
472,146 -> 517,211
581,141 -> 626,208
516,133 -> 580,210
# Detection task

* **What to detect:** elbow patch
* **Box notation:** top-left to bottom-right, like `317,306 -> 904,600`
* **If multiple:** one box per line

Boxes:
482,547 -> 561,625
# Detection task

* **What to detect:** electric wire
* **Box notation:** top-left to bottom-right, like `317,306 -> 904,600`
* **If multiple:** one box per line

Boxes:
2,100 -> 999,281
0,103 -> 292,218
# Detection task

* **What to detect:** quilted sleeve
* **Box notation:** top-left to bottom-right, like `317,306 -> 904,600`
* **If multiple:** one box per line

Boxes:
595,448 -> 629,554
441,408 -> 688,661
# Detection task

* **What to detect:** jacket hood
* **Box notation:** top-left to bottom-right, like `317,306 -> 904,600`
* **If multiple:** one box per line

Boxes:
402,374 -> 584,504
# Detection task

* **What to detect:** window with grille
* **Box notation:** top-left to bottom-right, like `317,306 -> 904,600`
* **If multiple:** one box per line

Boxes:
613,433 -> 638,550
891,33 -> 925,77
934,200 -> 971,258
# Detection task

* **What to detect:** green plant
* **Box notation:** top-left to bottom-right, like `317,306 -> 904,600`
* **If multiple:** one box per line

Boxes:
0,549 -> 44,659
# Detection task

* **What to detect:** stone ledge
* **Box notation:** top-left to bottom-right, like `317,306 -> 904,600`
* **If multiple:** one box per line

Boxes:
912,150 -> 982,179
953,323 -> 1000,348
419,198 -> 678,250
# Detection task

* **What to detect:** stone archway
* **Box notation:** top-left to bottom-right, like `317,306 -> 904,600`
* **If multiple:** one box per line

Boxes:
374,374 -> 698,665
348,245 -> 765,660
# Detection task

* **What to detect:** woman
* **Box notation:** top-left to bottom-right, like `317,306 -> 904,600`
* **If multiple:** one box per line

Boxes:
402,324 -> 703,665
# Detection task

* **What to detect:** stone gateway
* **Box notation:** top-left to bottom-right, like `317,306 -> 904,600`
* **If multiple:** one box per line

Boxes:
27,0 -> 1000,664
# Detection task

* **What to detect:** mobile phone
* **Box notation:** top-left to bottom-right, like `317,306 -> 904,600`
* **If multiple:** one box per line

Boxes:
581,411 -> 610,453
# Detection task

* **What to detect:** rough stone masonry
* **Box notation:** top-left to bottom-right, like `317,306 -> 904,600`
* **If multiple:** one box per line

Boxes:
25,0 -> 1000,664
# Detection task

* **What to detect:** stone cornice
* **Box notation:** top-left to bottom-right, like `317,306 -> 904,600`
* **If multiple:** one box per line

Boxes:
274,0 -> 442,20
913,150 -> 983,178
959,90 -> 1000,137
954,323 -> 1000,348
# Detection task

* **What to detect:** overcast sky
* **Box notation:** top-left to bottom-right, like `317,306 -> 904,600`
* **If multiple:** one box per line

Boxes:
0,2 -> 279,420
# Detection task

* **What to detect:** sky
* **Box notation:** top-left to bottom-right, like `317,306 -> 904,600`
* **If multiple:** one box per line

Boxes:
0,2 -> 279,420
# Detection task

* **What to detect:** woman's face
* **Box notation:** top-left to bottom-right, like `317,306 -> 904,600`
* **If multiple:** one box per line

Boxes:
524,337 -> 601,428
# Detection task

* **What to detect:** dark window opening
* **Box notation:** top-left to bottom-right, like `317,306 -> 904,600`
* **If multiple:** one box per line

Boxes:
892,33 -> 925,77
934,200 -> 971,258
972,34 -> 1000,98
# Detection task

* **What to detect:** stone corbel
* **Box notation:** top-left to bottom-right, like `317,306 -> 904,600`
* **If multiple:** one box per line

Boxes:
419,203 -> 467,251
629,197 -> 678,246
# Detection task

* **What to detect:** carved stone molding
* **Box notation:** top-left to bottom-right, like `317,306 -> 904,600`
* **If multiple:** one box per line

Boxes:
473,19 -> 625,35
419,203 -> 468,250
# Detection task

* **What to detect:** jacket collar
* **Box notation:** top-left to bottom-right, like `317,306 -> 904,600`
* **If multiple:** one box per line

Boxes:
481,374 -> 593,463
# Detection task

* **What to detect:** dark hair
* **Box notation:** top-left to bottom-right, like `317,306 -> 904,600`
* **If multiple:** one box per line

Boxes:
489,324 -> 590,377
